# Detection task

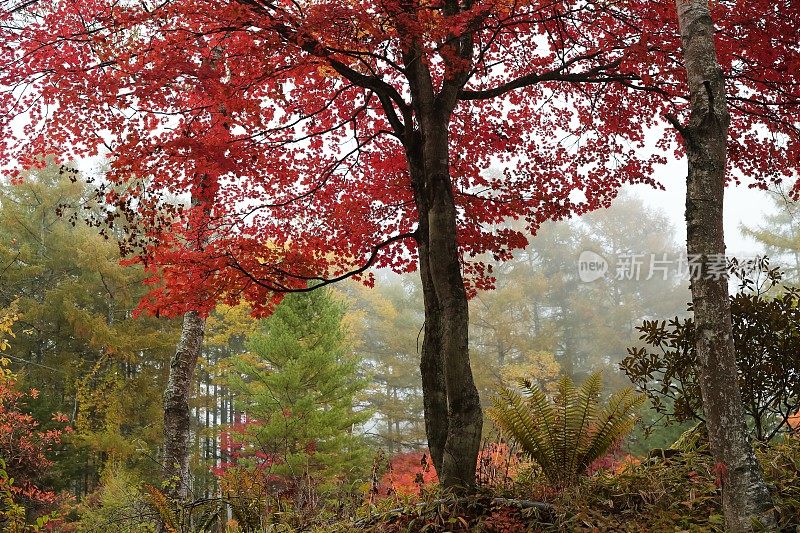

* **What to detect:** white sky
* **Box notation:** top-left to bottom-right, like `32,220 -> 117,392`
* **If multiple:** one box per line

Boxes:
628,157 -> 774,257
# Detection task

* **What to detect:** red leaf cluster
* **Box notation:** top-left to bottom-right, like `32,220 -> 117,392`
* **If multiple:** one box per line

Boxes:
0,0 -> 797,314
0,374 -> 70,508
378,451 -> 439,498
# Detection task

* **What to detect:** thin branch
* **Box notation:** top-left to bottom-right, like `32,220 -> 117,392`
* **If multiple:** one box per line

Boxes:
226,230 -> 418,293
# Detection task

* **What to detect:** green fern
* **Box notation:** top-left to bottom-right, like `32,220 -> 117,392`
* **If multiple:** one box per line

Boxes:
488,372 -> 644,486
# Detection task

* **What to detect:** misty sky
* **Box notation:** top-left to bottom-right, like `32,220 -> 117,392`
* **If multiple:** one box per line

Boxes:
630,158 -> 777,257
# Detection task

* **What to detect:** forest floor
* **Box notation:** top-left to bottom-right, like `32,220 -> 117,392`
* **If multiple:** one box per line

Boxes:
60,432 -> 800,532
322,435 -> 800,533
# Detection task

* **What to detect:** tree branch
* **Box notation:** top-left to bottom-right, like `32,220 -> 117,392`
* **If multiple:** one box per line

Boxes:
459,57 -> 632,100
225,231 -> 418,293
234,0 -> 410,136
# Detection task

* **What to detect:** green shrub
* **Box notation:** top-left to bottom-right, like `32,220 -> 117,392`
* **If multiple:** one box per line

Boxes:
622,257 -> 800,441
74,468 -> 156,533
488,372 -> 644,486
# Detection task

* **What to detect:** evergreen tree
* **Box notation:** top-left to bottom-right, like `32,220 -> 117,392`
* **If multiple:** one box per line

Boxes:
224,289 -> 370,490
0,164 -> 180,495
741,187 -> 800,282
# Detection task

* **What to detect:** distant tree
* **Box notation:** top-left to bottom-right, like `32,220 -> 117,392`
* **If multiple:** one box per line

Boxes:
221,289 -> 371,494
742,187 -> 800,282
471,194 -> 688,387
0,165 -> 180,495
342,279 -> 426,453
190,303 -> 257,497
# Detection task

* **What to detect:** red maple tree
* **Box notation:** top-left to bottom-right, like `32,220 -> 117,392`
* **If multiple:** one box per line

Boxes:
1,0 -> 797,487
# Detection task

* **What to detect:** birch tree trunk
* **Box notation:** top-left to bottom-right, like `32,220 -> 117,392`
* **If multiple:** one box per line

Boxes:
672,1 -> 775,529
163,310 -> 206,500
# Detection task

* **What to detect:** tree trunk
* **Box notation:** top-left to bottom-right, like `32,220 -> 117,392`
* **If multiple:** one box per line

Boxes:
411,116 -> 483,490
407,132 -> 450,477
428,174 -> 483,490
163,310 -> 205,500
400,23 -> 483,490
417,222 -> 450,474
673,1 -> 775,529
405,119 -> 482,489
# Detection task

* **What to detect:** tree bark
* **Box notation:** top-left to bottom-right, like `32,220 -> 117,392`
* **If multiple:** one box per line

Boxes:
396,10 -> 484,490
407,112 -> 483,490
409,143 -> 453,479
673,1 -> 775,529
426,151 -> 482,490
417,208 -> 449,475
163,310 -> 206,500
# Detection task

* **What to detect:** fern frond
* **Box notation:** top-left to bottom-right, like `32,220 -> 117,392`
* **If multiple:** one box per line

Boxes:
488,372 -> 643,486
554,375 -> 571,477
489,386 -> 555,478
144,484 -> 179,533
567,371 -> 602,476
522,380 -> 558,472
579,388 -> 645,471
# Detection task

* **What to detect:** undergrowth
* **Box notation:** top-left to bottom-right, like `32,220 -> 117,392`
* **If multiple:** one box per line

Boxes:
64,434 -> 800,532
344,434 -> 800,533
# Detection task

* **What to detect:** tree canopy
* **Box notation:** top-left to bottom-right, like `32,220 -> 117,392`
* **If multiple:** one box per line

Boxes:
4,0 -> 796,315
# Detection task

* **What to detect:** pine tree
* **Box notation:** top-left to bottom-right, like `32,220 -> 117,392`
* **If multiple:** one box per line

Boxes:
224,289 -> 370,490
741,188 -> 800,282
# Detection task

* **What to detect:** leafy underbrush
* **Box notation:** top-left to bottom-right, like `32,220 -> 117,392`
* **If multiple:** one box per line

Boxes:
56,433 -> 800,532
347,434 -> 800,533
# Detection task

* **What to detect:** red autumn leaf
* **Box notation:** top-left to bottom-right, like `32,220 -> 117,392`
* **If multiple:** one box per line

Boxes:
0,0 -> 795,319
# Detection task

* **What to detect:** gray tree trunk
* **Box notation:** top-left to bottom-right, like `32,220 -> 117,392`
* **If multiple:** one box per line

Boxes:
163,310 -> 206,500
403,54 -> 483,488
425,139 -> 482,490
673,1 -> 775,529
418,220 -> 450,475
410,145 -> 482,490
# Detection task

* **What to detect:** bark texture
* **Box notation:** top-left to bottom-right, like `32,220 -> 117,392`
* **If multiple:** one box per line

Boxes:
425,160 -> 482,490
674,1 -> 775,529
402,29 -> 484,488
163,310 -> 206,500
408,132 -> 483,489
417,215 -> 449,474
